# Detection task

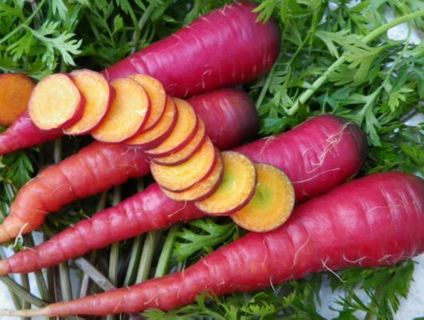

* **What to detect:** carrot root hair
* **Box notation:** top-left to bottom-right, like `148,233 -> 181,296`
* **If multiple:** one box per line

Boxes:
0,308 -> 49,317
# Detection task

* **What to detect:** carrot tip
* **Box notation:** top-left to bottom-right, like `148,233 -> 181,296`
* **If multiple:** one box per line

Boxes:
0,308 -> 47,317
0,260 -> 10,276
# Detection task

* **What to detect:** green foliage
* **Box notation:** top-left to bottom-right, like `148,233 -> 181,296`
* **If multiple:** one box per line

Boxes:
173,218 -> 237,262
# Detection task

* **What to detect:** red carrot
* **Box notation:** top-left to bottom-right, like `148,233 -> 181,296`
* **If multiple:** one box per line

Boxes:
2,172 -> 423,317
0,1 -> 279,156
0,89 -> 258,243
0,112 -> 62,155
103,2 -> 281,96
0,114 -> 367,274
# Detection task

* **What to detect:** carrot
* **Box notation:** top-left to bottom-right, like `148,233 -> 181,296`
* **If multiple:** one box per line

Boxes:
0,112 -> 62,155
0,89 -> 258,243
0,114 -> 367,274
0,2 -> 279,155
103,2 -> 280,96
0,74 -> 35,126
3,172 -> 422,318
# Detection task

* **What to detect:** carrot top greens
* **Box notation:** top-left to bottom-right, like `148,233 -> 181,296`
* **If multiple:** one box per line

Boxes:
0,0 -> 423,319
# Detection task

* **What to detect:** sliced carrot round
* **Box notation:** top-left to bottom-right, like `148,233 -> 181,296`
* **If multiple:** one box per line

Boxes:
145,98 -> 198,157
129,74 -> 166,130
195,151 -> 256,216
231,164 -> 295,232
163,152 -> 223,201
0,73 -> 35,126
153,117 -> 206,165
125,96 -> 177,149
151,138 -> 216,192
91,78 -> 149,143
64,70 -> 111,135
29,73 -> 83,130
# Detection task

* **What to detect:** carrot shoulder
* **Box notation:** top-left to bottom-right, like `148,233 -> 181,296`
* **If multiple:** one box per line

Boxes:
3,172 -> 423,317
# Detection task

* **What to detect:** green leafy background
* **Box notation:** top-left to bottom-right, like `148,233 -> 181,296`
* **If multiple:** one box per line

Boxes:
0,0 -> 423,319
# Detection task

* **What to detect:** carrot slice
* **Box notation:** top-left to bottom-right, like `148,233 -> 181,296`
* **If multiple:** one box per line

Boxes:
145,98 -> 198,157
91,78 -> 149,143
64,70 -> 111,135
195,151 -> 256,215
231,164 -> 295,232
125,96 -> 177,149
152,118 -> 206,165
163,152 -> 223,201
0,74 -> 35,126
129,74 -> 166,130
29,74 -> 83,130
152,138 -> 216,192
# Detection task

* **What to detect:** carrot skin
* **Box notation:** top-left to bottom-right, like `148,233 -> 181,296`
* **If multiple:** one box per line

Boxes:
0,114 -> 367,274
189,88 -> 258,150
17,172 -> 424,317
103,2 -> 280,97
0,89 -> 258,243
0,112 -> 62,155
237,115 -> 367,200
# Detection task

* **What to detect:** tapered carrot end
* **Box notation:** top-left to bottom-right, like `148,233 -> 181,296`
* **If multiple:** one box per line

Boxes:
0,225 -> 13,244
0,307 -> 49,317
0,260 -> 10,276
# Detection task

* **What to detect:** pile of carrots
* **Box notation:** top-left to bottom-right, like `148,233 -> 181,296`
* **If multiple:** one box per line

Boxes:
0,2 -> 423,318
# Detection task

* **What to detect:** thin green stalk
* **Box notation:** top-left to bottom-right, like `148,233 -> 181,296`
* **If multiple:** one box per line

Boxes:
123,180 -> 145,287
25,236 -> 49,302
58,263 -> 72,302
108,186 -> 122,286
287,9 -> 424,116
123,235 -> 144,286
78,191 -> 108,297
107,187 -> 122,320
135,231 -> 161,283
0,248 -> 21,310
74,257 -> 115,292
0,276 -> 46,308
154,226 -> 179,278
19,274 -> 30,320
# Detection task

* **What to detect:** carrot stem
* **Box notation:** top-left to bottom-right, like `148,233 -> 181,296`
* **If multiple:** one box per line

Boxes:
78,191 -> 108,297
19,273 -> 30,320
123,236 -> 144,286
0,276 -> 46,308
136,231 -> 161,283
154,226 -> 179,278
74,257 -> 115,292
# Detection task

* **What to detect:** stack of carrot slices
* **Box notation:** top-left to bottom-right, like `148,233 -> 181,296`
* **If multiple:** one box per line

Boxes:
26,71 -> 296,232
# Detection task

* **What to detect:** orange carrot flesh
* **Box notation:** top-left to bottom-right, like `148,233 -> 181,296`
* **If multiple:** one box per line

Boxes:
129,74 -> 166,130
163,152 -> 223,201
153,118 -> 206,165
0,74 -> 35,126
151,138 -> 216,192
231,164 -> 295,232
145,98 -> 198,157
195,151 -> 256,215
64,70 -> 111,135
91,78 -> 150,142
28,74 -> 83,130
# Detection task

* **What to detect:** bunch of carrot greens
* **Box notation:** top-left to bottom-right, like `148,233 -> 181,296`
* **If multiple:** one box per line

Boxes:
0,0 -> 423,319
